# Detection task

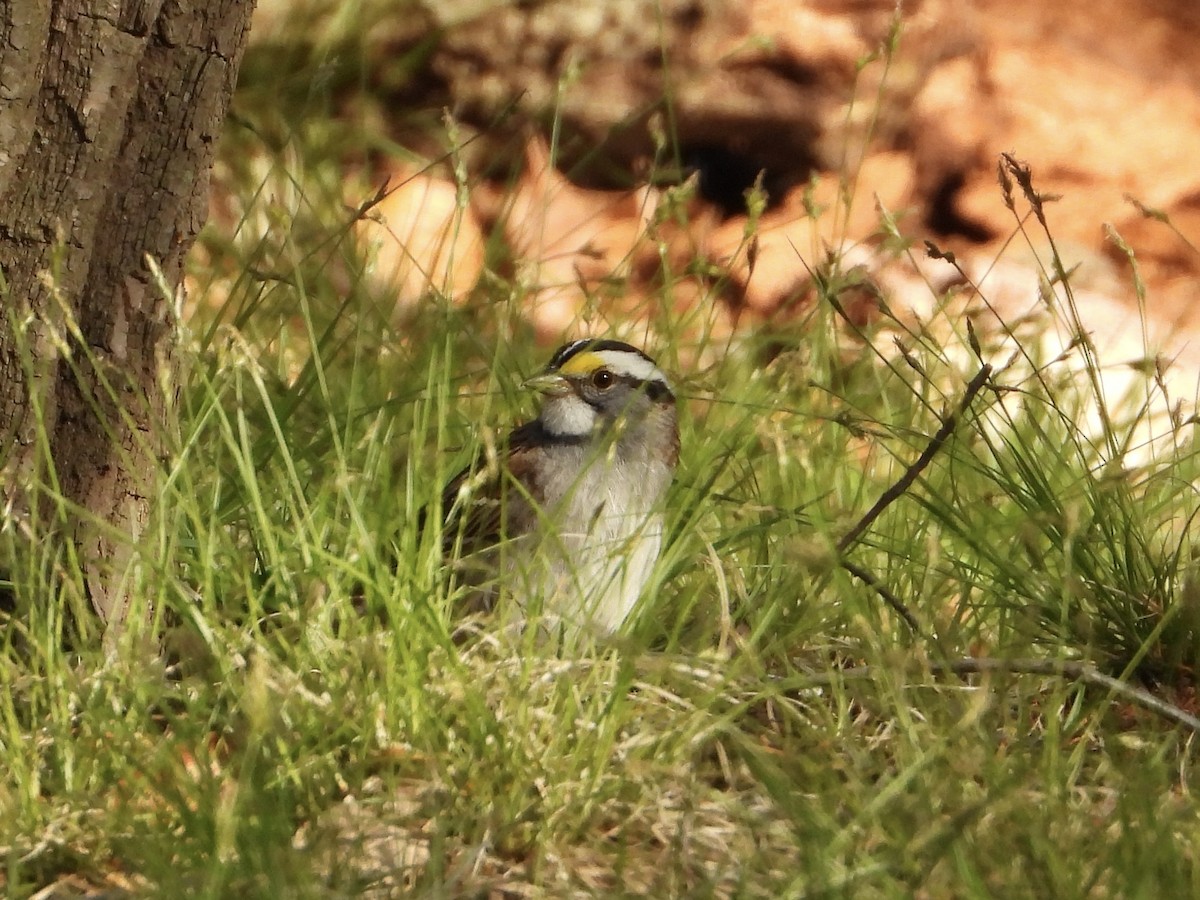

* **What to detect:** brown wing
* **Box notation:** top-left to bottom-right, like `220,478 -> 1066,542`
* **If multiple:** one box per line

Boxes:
434,419 -> 549,557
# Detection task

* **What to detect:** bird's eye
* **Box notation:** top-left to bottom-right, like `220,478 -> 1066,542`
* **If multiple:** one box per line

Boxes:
591,369 -> 615,390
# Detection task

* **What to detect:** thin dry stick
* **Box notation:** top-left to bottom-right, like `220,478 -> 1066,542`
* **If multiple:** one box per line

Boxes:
835,363 -> 994,633
839,559 -> 924,636
808,657 -> 1200,734
838,363 -> 993,556
942,659 -> 1200,732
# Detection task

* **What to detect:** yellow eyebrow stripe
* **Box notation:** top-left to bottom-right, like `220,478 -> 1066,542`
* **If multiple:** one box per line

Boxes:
557,351 -> 604,375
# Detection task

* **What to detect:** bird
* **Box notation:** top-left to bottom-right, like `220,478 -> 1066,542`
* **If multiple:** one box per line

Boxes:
436,339 -> 680,636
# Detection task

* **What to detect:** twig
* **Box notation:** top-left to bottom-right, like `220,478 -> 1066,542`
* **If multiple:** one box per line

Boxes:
839,559 -> 924,637
834,363 -> 993,634
942,658 -> 1200,733
837,363 -> 993,555
794,657 -> 1200,734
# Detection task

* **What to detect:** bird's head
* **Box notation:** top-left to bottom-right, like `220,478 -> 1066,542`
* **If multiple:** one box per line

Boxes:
527,340 -> 677,453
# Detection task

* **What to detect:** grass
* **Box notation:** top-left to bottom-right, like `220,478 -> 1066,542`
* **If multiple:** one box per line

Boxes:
5,9 -> 1200,899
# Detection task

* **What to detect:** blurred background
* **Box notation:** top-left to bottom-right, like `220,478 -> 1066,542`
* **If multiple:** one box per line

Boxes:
208,0 -> 1200,354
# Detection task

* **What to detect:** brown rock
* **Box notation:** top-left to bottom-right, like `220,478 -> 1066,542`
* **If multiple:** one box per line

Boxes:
495,137 -> 668,337
355,168 -> 486,314
708,151 -> 915,315
911,0 -> 1200,291
432,0 -> 961,179
343,0 -> 1200,375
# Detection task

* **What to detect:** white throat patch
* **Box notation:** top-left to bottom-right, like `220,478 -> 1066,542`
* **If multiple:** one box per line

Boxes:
540,393 -> 597,437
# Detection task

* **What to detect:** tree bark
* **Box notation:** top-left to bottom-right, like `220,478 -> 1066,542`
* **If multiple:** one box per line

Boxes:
0,1 -> 255,636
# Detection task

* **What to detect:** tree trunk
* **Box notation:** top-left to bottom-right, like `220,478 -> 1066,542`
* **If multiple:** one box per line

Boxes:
0,2 -> 255,637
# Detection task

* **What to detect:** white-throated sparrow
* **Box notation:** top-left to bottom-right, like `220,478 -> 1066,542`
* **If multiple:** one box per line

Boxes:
438,339 -> 679,635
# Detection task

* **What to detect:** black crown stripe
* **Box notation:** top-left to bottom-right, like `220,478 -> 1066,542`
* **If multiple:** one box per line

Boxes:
547,339 -> 657,371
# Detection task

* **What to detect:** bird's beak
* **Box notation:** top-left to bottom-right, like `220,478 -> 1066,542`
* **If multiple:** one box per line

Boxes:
523,371 -> 573,397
